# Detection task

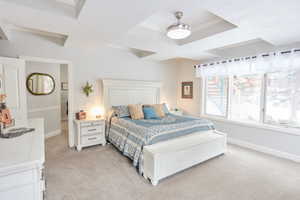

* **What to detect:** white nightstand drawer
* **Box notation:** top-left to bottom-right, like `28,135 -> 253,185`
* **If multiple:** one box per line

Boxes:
81,126 -> 103,136
81,134 -> 102,145
81,121 -> 104,127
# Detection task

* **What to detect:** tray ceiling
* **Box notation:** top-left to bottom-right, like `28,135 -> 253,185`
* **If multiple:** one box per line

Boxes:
0,0 -> 300,61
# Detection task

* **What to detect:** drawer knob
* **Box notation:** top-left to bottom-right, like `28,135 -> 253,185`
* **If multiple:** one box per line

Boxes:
88,129 -> 97,132
88,137 -> 97,140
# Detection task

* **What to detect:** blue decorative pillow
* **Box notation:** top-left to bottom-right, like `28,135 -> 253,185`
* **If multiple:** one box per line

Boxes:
112,105 -> 130,118
162,103 -> 170,114
143,106 -> 160,119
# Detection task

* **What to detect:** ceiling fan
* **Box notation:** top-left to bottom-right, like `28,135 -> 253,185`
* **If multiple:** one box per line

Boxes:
166,11 -> 191,40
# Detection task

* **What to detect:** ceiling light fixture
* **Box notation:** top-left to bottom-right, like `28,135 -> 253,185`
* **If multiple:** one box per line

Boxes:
166,11 -> 191,40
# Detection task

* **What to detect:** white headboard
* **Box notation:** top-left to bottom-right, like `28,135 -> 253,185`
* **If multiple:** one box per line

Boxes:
102,79 -> 162,114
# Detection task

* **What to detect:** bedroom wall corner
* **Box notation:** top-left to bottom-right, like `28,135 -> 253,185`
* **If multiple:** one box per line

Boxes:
176,59 -> 202,116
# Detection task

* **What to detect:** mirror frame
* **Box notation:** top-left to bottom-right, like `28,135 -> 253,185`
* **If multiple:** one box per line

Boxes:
26,72 -> 56,95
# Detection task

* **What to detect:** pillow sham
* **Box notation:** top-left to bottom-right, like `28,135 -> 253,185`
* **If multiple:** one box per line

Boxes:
128,104 -> 144,120
152,104 -> 166,118
112,105 -> 130,118
143,106 -> 160,119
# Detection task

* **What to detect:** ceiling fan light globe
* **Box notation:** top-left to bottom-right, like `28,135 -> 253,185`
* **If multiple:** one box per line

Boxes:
166,25 -> 191,39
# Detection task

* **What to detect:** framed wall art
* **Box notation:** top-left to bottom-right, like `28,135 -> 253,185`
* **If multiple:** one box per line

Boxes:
181,81 -> 193,99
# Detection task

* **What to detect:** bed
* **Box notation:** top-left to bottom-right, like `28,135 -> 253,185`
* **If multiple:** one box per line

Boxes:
102,79 -> 227,185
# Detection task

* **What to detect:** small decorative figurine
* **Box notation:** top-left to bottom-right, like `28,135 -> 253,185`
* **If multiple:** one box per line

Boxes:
76,110 -> 87,120
0,94 -> 14,136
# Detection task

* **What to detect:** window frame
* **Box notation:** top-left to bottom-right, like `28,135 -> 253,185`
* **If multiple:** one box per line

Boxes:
260,74 -> 267,124
262,70 -> 300,128
229,74 -> 264,123
202,71 -> 300,131
204,76 -> 229,119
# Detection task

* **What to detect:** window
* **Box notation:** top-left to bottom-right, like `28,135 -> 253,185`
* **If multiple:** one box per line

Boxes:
265,71 -> 300,128
230,75 -> 263,122
203,69 -> 300,129
205,76 -> 228,117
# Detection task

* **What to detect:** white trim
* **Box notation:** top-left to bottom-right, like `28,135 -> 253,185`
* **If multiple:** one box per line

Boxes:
45,129 -> 61,139
226,76 -> 231,119
20,56 -> 75,148
19,56 -> 71,64
28,105 -> 60,113
228,137 -> 300,163
201,114 -> 300,136
260,74 -> 267,123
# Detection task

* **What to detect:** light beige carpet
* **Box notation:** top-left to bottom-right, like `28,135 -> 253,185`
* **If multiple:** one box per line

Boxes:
45,133 -> 300,200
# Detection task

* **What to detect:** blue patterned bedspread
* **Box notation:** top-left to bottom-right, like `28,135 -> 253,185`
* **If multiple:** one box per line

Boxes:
107,114 -> 214,173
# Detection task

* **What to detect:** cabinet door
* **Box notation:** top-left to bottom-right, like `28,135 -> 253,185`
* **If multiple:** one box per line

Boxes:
0,57 -> 27,123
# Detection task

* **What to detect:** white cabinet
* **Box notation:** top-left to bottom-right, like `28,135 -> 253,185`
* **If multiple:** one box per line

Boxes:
0,118 -> 45,200
0,57 -> 27,124
74,119 -> 106,151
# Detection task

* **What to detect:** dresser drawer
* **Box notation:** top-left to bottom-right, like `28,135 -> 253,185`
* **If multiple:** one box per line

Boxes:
81,134 -> 103,145
0,169 -> 34,190
81,126 -> 103,136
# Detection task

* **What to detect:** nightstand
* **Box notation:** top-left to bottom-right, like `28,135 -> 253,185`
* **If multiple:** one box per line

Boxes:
169,110 -> 183,116
74,119 -> 106,151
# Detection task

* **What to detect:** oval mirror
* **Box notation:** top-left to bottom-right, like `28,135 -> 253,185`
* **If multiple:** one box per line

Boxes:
26,73 -> 55,95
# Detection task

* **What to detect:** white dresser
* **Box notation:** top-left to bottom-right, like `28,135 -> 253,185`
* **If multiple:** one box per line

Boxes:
0,118 -> 45,200
74,119 -> 106,151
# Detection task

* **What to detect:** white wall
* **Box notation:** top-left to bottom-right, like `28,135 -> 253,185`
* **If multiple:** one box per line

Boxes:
0,31 -> 178,117
176,59 -> 201,115
26,61 -> 61,136
176,59 -> 300,159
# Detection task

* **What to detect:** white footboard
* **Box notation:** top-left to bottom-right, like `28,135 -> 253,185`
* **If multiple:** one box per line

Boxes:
143,130 -> 227,186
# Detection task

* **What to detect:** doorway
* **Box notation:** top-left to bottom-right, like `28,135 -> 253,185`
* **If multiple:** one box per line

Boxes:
60,64 -> 69,141
21,56 -> 74,147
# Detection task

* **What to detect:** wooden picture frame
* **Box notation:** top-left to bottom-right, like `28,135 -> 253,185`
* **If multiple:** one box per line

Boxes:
181,82 -> 193,99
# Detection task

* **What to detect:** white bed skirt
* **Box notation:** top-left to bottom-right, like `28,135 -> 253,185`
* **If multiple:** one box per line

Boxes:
143,130 -> 227,185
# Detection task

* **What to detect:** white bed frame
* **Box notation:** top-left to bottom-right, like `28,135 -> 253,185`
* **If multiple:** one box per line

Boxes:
102,79 -> 227,186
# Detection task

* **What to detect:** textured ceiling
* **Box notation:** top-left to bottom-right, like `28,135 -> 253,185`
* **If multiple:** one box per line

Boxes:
0,0 -> 299,62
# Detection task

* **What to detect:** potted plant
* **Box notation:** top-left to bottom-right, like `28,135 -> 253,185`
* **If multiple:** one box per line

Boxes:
83,82 -> 93,97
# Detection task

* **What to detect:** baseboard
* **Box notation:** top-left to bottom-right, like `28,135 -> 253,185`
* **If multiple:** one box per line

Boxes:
45,129 -> 61,139
227,138 -> 300,163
